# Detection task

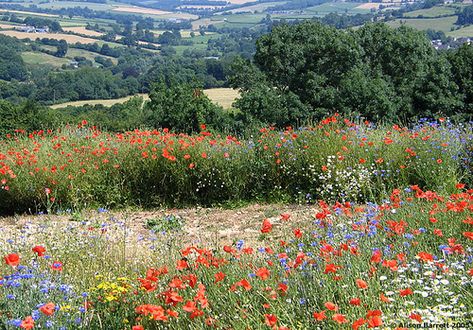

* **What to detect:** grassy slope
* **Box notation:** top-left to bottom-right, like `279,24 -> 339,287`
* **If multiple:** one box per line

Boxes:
386,16 -> 458,33
403,5 -> 457,18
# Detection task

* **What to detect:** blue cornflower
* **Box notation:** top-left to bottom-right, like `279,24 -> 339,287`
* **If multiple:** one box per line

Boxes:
236,240 -> 244,250
8,319 -> 22,327
31,310 -> 41,321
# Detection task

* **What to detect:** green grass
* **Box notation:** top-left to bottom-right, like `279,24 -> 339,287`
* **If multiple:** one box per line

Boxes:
21,51 -> 70,67
0,118 -> 470,213
386,16 -> 458,33
216,13 -> 266,28
223,1 -> 286,14
65,48 -> 118,65
403,5 -> 457,18
37,1 -> 114,11
173,33 -> 221,55
447,25 -> 473,38
306,2 -> 370,15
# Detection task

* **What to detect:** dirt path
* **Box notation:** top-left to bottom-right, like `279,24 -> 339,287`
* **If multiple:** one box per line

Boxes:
0,204 -> 318,248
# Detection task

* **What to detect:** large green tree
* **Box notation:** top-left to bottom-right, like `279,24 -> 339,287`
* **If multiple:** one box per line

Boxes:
231,22 -> 463,125
144,83 -> 223,134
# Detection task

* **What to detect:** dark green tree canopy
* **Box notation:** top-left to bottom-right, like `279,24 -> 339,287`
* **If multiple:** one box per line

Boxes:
144,82 -> 223,134
231,22 -> 471,125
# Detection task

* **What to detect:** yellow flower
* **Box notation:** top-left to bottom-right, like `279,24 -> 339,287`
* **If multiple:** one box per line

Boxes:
60,305 -> 72,312
105,294 -> 117,302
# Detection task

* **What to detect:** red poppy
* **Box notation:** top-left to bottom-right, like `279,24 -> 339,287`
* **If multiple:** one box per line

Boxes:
355,279 -> 368,289
32,246 -> 46,257
349,298 -> 361,306
277,283 -> 288,295
463,232 -> 473,240
280,213 -> 291,221
176,259 -> 189,271
370,250 -> 382,263
261,219 -> 272,234
324,263 -> 340,274
409,313 -> 422,323
417,252 -> 434,262
264,314 -> 277,327
132,326 -> 144,330
237,279 -> 252,291
399,288 -> 413,296
379,293 -> 391,304
39,302 -> 55,316
20,316 -> 34,330
352,318 -> 366,330
163,309 -> 176,319
4,253 -> 20,267
313,310 -> 327,321
183,301 -> 196,313
214,272 -> 225,283
324,302 -> 338,311
332,313 -> 348,324
256,267 -> 270,280
367,315 -> 383,328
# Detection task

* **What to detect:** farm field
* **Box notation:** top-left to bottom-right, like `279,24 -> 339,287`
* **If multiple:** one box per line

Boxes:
447,25 -> 473,38
50,88 -> 239,109
49,94 -> 149,109
111,5 -> 173,16
21,51 -> 70,66
0,23 -> 17,29
203,87 -> 239,109
191,17 -> 225,30
305,2 -> 371,15
37,1 -> 114,11
0,117 -> 472,329
0,29 -> 103,44
62,26 -> 105,37
0,8 -> 58,17
403,5 -> 457,18
386,16 -> 458,33
224,1 -> 286,14
65,48 -> 118,65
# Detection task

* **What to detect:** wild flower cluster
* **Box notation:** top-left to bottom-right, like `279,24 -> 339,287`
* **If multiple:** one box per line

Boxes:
1,186 -> 472,329
0,116 -> 471,214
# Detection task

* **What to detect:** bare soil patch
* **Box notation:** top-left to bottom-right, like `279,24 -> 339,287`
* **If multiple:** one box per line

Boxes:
0,204 -> 317,248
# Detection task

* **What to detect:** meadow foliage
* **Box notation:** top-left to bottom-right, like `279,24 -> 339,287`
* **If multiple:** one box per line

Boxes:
0,184 -> 472,329
0,115 -> 472,329
0,115 -> 472,214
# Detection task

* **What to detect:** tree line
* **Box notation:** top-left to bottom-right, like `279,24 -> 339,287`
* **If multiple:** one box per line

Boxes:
229,22 -> 473,126
2,22 -> 473,136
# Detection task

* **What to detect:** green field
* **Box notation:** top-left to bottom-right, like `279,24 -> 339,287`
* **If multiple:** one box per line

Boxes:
386,16 -> 458,33
306,2 -> 370,15
21,51 -> 71,67
66,48 -> 118,65
223,1 -> 286,14
403,5 -> 457,18
173,33 -> 221,55
37,1 -> 114,11
447,25 -> 473,38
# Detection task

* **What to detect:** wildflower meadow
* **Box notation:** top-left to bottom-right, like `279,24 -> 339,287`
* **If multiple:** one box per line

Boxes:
1,115 -> 472,329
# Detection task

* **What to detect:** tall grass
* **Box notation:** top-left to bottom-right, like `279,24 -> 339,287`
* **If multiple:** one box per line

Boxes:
0,116 -> 471,214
